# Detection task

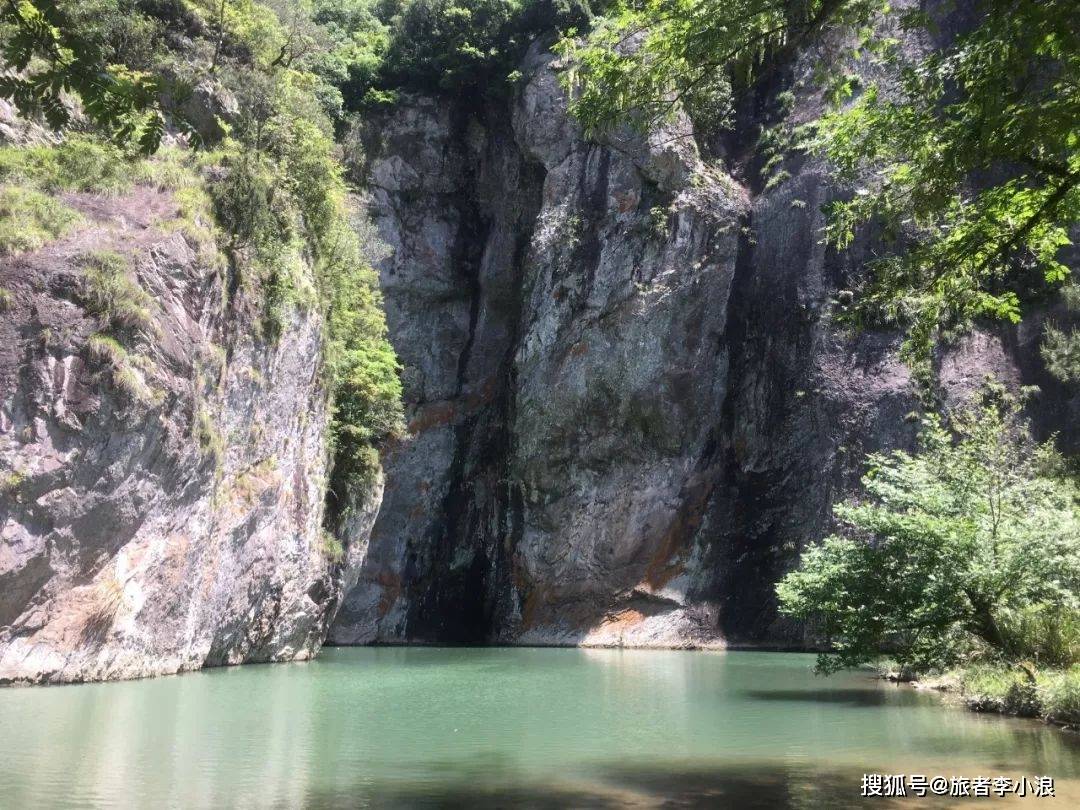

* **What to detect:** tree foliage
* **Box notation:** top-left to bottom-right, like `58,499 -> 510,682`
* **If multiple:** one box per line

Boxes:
374,0 -> 597,98
1041,281 -> 1080,385
561,0 -> 1079,381
814,0 -> 1080,376
557,0 -> 879,135
0,0 -> 169,152
777,387 -> 1080,674
192,7 -> 404,506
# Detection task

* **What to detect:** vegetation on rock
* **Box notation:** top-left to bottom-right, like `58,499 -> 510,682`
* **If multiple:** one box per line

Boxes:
561,0 -> 1080,384
0,0 -> 405,511
777,386 -> 1080,719
0,185 -> 81,255
79,251 -> 157,335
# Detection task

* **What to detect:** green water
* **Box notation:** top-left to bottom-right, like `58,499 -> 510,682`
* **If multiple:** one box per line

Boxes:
1,648 -> 1077,808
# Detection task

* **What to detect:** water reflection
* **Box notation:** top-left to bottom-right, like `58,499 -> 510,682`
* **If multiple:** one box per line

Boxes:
0,649 -> 1076,809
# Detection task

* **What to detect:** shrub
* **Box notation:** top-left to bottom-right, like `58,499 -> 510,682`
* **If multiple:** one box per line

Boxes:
0,186 -> 82,255
320,529 -> 345,563
1040,666 -> 1080,725
959,666 -> 1040,717
79,251 -> 157,333
0,287 -> 13,310
1042,285 -> 1080,386
1043,324 -> 1080,384
0,136 -> 135,194
0,469 -> 26,500
999,606 -> 1080,669
777,386 -> 1080,675
193,405 -> 225,465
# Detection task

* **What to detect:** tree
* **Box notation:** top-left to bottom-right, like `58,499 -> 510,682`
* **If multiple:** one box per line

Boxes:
557,0 -> 878,134
1041,282 -> 1080,385
560,1 -> 1080,378
379,0 -> 525,92
0,0 -> 166,151
814,0 -> 1080,377
776,387 -> 1080,675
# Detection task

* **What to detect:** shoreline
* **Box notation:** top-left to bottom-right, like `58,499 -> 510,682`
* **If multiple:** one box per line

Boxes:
879,667 -> 1080,734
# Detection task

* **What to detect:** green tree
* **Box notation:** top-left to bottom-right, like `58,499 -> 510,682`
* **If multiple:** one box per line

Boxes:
379,0 -> 525,92
777,388 -> 1080,675
558,0 -> 877,134
1042,282 -> 1080,385
813,0 -> 1080,377
0,0 -> 167,151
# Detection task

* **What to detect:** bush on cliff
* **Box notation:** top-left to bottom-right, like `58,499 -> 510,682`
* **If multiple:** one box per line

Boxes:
0,1 -> 404,508
777,385 -> 1080,676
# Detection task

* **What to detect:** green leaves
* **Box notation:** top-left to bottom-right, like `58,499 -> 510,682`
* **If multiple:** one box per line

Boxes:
811,0 -> 1080,375
0,1 -> 167,152
778,387 -> 1080,674
562,1 -> 1078,382
559,0 -> 883,136
205,63 -> 403,511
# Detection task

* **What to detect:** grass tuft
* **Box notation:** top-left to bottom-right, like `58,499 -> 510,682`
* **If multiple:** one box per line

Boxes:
320,529 -> 345,564
79,251 -> 156,333
1039,666 -> 1080,725
193,405 -> 225,465
86,333 -> 130,365
0,186 -> 82,255
0,136 -> 134,194
959,666 -> 1040,717
85,333 -> 158,405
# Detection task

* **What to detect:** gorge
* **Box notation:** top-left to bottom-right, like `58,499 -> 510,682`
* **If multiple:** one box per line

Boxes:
1,0 -> 1078,685
2,0 -> 1080,805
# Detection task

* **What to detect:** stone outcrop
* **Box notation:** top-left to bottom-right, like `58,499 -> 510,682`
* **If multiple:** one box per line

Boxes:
0,182 -> 378,684
330,41 -> 1078,648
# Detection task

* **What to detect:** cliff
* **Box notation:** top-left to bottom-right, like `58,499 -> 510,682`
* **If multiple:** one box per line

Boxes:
329,39 -> 1078,648
0,146 -> 380,684
2,4 -> 1076,682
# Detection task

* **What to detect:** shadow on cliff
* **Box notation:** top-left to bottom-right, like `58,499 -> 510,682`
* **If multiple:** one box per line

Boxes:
296,760 -> 915,809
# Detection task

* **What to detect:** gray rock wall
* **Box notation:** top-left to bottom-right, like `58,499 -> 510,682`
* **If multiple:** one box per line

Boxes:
330,37 -> 1077,648
0,183 -> 379,683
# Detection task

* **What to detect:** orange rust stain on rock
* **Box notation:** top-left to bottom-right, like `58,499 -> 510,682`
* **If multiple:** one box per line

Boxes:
407,381 -> 500,435
644,478 -> 713,590
597,608 -> 646,632
613,190 -> 639,213
463,377 -> 498,409
567,340 -> 589,359
376,570 -> 402,619
408,401 -> 456,433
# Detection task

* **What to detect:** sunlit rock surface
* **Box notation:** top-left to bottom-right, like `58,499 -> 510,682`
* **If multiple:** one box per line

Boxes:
0,182 -> 380,684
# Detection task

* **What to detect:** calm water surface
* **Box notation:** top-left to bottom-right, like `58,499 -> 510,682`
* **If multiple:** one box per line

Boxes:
1,648 -> 1078,808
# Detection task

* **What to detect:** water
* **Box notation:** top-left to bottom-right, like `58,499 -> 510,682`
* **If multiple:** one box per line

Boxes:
1,648 -> 1077,808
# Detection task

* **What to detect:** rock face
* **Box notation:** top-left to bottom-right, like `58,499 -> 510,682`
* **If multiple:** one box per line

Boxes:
330,41 -> 1079,648
0,183 -> 378,684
